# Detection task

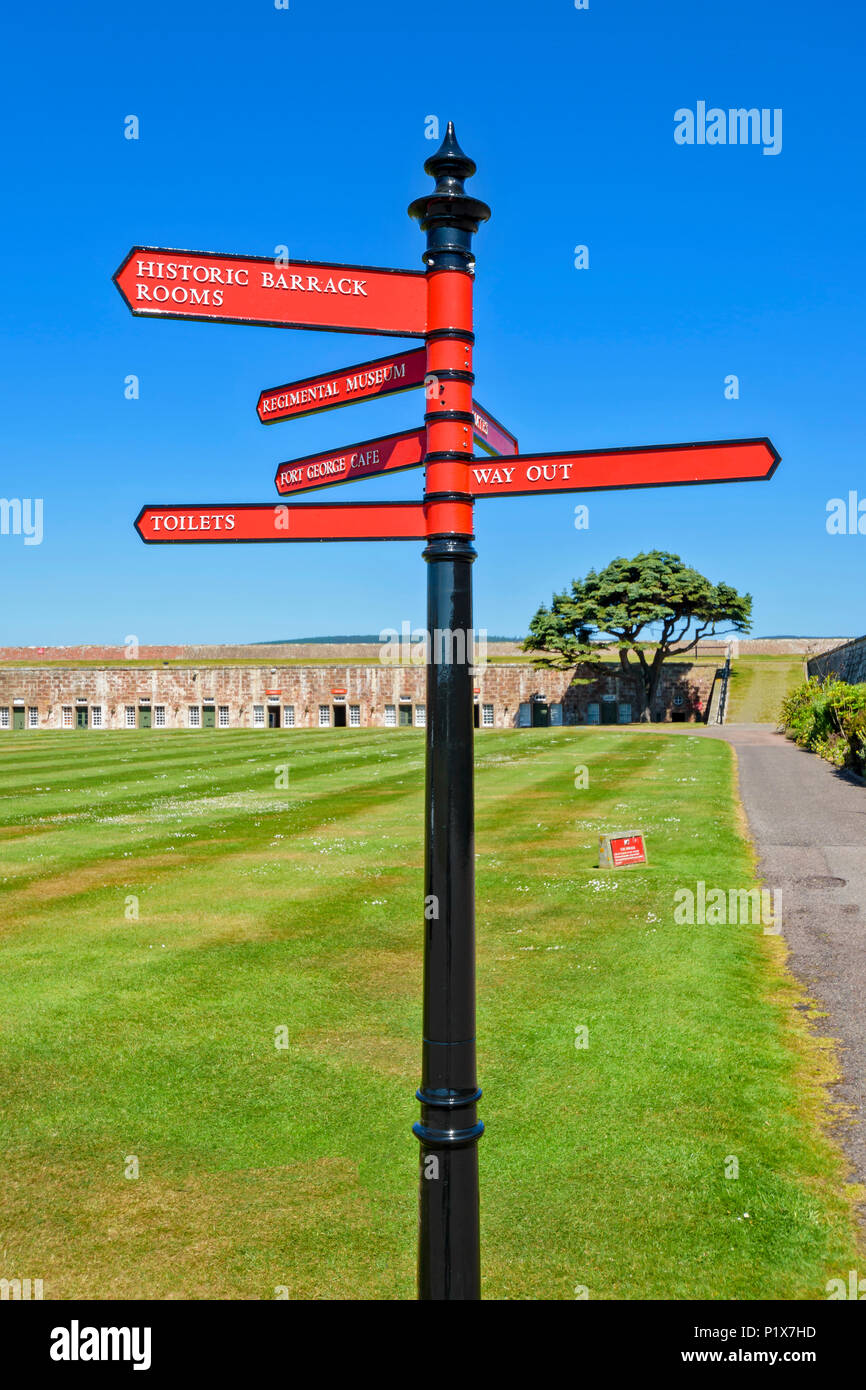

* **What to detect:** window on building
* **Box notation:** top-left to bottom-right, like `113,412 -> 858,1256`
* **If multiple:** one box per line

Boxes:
218,705 -> 229,727
28,707 -> 38,728
482,703 -> 494,727
318,705 -> 330,728
384,704 -> 397,727
284,705 -> 295,728
253,704 -> 265,727
60,706 -> 72,728
124,705 -> 136,728
414,704 -> 426,728
0,707 -> 10,729
349,704 -> 361,727
154,706 -> 166,727
188,706 -> 201,728
90,706 -> 102,728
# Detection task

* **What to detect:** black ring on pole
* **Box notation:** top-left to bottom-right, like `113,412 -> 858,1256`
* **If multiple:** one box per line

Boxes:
423,491 -> 475,504
426,369 -> 475,384
425,328 -> 475,344
424,410 -> 475,425
416,1086 -> 483,1107
423,534 -> 476,557
424,451 -> 474,463
412,1121 -> 486,1148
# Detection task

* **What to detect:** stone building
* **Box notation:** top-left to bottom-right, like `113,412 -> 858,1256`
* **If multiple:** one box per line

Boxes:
0,659 -> 716,731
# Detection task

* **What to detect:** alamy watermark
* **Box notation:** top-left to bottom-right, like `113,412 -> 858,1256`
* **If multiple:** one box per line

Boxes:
0,497 -> 43,545
379,623 -> 487,670
673,881 -> 781,934
674,103 -> 782,157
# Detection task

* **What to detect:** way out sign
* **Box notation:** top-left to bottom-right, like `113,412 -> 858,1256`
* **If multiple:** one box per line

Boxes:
599,832 -> 648,869
470,438 -> 779,498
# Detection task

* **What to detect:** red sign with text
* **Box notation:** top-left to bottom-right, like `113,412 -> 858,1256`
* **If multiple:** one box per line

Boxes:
273,428 -> 425,497
258,348 -> 428,423
469,438 -> 779,498
609,835 -> 647,867
134,501 -> 428,544
114,247 -> 427,337
472,400 -> 518,457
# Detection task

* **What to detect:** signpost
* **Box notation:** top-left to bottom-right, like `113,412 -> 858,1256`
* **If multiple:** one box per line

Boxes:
273,427 -> 424,497
469,438 -> 779,498
257,348 -> 428,423
471,401 -> 518,458
118,122 -> 781,1302
113,248 -> 427,337
134,501 -> 428,543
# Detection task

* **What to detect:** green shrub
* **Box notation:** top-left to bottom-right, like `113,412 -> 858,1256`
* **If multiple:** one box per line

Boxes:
778,678 -> 866,773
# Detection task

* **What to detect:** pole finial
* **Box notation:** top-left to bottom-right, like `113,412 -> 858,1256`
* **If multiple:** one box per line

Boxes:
409,122 -> 490,268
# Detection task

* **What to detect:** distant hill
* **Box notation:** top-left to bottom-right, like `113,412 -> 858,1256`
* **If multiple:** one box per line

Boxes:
255,634 -> 524,644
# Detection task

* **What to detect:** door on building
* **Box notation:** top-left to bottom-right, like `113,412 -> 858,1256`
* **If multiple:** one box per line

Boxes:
531,701 -> 549,727
333,705 -> 347,728
399,704 -> 412,727
139,707 -> 152,729
202,706 -> 216,729
267,706 -> 281,729
13,708 -> 25,730
75,707 -> 88,729
601,701 -> 617,724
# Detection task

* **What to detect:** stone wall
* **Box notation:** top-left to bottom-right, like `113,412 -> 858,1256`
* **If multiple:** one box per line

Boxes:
0,636 -> 847,663
0,660 -> 716,731
807,635 -> 866,685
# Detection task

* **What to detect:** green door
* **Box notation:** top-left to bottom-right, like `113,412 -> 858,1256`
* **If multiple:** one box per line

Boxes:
202,706 -> 216,728
13,708 -> 25,730
139,707 -> 152,729
75,707 -> 88,729
399,705 -> 412,727
531,701 -> 549,728
601,700 -> 617,725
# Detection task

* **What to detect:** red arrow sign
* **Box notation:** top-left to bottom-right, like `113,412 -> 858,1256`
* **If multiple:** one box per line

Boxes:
258,347 -> 428,423
134,501 -> 428,544
274,427 -> 425,496
470,438 -> 780,497
114,247 -> 427,337
471,400 -> 518,457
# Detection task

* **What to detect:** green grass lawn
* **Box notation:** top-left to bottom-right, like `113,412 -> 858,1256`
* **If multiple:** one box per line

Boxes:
726,656 -> 807,723
0,729 -> 858,1300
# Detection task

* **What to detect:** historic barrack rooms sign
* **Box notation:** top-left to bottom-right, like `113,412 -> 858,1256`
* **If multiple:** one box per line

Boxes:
113,248 -> 428,337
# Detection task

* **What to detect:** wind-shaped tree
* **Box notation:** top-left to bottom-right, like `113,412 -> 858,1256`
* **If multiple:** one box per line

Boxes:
524,551 -> 752,722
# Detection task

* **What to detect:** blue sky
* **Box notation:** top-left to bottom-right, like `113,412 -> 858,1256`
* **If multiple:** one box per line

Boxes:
1,0 -> 864,644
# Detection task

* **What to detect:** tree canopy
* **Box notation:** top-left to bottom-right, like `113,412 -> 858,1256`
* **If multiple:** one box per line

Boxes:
524,551 -> 752,721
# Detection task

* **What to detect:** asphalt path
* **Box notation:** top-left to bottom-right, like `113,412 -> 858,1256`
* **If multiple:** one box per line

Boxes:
709,723 -> 866,1217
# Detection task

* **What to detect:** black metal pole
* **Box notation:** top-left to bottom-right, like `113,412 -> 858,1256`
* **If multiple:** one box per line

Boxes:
409,125 -> 490,1300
